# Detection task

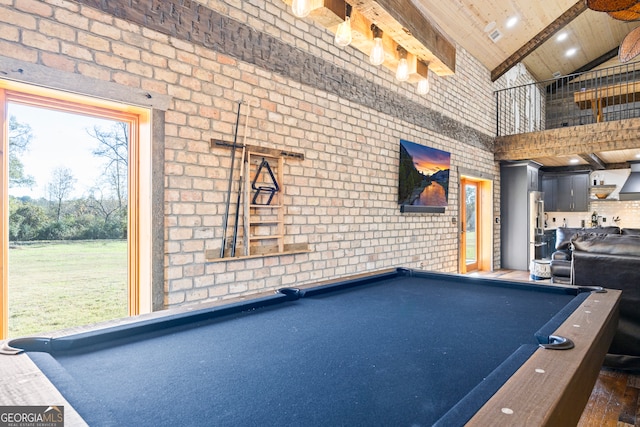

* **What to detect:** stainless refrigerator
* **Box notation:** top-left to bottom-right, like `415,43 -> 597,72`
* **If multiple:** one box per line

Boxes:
529,191 -> 545,261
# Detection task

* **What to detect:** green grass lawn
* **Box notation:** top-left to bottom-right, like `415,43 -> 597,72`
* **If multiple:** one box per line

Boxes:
8,240 -> 128,338
465,231 -> 477,261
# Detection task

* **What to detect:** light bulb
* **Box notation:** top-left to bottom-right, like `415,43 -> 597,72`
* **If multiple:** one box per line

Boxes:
291,0 -> 312,18
417,78 -> 430,95
334,17 -> 352,47
396,58 -> 409,81
369,38 -> 385,65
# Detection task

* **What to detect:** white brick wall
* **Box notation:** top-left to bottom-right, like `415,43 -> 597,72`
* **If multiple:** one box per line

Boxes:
2,0 -> 501,307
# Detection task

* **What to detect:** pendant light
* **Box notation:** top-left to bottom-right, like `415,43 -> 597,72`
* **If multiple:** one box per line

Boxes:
417,78 -> 430,95
291,0 -> 313,18
334,4 -> 353,47
369,24 -> 385,66
395,46 -> 409,81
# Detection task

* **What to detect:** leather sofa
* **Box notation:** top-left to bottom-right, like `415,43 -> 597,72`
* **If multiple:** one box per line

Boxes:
622,228 -> 640,236
549,226 -> 621,284
571,233 -> 640,370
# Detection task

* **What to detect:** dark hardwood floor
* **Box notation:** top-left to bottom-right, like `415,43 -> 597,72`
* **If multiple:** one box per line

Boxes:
471,269 -> 640,426
580,368 -> 640,427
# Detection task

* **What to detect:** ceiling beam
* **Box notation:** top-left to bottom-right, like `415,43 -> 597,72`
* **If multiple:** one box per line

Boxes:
296,0 -> 431,82
283,0 -> 455,76
370,0 -> 456,74
571,47 -> 620,75
546,47 -> 619,94
491,0 -> 588,82
579,153 -> 606,169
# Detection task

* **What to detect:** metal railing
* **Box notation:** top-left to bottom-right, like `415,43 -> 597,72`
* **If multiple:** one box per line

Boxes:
496,62 -> 640,137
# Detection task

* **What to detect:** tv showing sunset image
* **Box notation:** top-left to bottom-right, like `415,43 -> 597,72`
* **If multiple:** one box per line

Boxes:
398,139 -> 450,213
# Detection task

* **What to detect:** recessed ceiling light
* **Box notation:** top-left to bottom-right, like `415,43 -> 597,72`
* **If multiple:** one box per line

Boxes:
566,48 -> 578,57
505,16 -> 519,29
557,32 -> 568,42
636,153 -> 640,158
484,21 -> 497,33
569,158 -> 580,164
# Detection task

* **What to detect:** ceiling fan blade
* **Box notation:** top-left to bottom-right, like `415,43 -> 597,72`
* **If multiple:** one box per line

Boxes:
608,2 -> 640,19
619,26 -> 640,62
586,0 -> 639,12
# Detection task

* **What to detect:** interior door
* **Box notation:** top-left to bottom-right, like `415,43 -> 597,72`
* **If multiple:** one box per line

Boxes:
461,178 -> 479,273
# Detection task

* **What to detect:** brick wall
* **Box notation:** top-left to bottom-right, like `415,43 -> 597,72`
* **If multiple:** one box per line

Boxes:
1,0 -> 500,307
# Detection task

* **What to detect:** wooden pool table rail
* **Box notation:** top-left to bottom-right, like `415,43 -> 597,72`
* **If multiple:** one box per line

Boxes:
468,288 -> 621,426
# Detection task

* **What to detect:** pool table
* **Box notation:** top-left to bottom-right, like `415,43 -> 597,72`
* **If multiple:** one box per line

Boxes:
1,268 -> 620,426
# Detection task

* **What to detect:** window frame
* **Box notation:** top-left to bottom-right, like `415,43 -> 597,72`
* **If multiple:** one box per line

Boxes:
0,80 -> 152,339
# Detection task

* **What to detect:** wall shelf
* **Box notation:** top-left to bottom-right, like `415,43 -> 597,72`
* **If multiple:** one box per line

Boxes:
207,145 -> 308,262
206,245 -> 311,262
589,185 -> 616,190
244,151 -> 285,255
589,184 -> 616,200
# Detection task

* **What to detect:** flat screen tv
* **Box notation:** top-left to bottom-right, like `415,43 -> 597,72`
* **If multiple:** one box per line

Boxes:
398,139 -> 450,213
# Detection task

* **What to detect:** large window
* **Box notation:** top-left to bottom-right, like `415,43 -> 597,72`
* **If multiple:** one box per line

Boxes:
0,81 -> 152,339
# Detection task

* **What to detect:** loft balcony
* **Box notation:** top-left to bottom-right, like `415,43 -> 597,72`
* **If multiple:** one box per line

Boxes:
496,62 -> 640,137
495,62 -> 640,169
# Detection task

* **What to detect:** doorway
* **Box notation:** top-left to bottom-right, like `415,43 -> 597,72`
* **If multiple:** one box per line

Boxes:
459,175 -> 493,274
0,81 -> 153,339
461,179 -> 479,272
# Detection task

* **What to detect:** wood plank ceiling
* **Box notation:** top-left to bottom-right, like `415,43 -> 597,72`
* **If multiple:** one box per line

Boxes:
287,0 -> 640,167
407,0 -> 640,168
411,0 -> 640,81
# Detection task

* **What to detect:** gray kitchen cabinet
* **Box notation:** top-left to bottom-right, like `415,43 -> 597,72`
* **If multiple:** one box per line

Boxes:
542,175 -> 557,212
541,229 -> 557,259
572,173 -> 589,211
557,173 -> 588,212
543,172 -> 588,212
